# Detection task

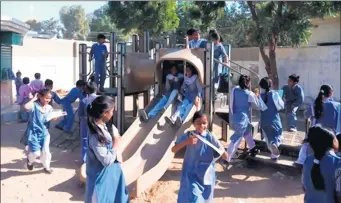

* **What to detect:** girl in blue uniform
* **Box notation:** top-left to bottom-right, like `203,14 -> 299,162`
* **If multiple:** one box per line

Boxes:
165,65 -> 202,126
172,112 -> 228,203
79,82 -> 98,163
224,75 -> 266,165
296,85 -> 341,166
85,96 -> 129,203
259,77 -> 285,160
55,80 -> 85,134
139,65 -> 184,122
302,125 -> 341,203
24,89 -> 64,174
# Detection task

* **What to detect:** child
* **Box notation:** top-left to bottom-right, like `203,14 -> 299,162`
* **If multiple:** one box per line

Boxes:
224,75 -> 266,166
55,80 -> 85,134
165,65 -> 202,126
171,112 -> 228,202
18,77 -> 32,122
211,32 -> 228,84
24,89 -> 64,174
44,79 -> 54,105
302,125 -> 341,203
85,96 -> 129,203
189,29 -> 207,49
15,70 -> 22,101
281,74 -> 304,132
30,73 -> 44,94
89,34 -> 108,92
259,77 -> 285,161
79,81 -> 98,163
139,65 -> 184,122
296,85 -> 340,166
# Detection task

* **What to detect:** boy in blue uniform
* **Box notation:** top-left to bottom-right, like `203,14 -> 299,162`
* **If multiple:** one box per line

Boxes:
281,74 -> 304,132
188,29 -> 207,49
302,125 -> 341,203
15,70 -> 22,101
55,80 -> 85,134
89,34 -> 108,92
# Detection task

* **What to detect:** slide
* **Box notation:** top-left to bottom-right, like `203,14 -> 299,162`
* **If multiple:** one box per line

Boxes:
120,105 -> 198,198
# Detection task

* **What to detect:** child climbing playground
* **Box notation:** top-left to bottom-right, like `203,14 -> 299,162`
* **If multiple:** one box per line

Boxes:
139,64 -> 184,122
171,111 -> 228,203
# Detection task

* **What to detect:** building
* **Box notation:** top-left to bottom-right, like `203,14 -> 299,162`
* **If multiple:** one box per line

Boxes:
307,15 -> 340,46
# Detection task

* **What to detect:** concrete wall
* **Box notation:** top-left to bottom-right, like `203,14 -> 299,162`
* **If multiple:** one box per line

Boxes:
308,16 -> 340,46
1,81 -> 13,109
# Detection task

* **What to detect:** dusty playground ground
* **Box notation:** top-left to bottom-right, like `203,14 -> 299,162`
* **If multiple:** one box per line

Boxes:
1,96 -> 305,203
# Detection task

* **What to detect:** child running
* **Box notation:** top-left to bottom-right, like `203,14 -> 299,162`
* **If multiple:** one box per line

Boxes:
296,84 -> 340,167
259,77 -> 285,161
18,77 -> 32,122
171,111 -> 228,202
15,70 -> 22,101
85,95 -> 129,203
24,89 -> 65,174
302,125 -> 341,203
165,64 -> 202,126
139,65 -> 184,122
55,80 -> 85,134
79,81 -> 98,163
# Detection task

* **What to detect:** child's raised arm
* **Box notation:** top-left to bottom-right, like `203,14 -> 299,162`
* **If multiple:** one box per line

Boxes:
24,94 -> 38,112
171,132 -> 197,153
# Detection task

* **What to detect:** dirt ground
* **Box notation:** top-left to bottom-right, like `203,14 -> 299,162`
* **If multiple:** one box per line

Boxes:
1,120 -> 304,203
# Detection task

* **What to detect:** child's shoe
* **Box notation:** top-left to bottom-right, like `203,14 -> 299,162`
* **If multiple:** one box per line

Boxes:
138,110 -> 149,122
44,168 -> 53,174
27,159 -> 33,171
165,117 -> 175,125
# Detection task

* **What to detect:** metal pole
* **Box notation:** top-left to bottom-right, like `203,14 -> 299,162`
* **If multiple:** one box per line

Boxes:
79,44 -> 87,81
204,42 -> 214,131
163,35 -> 170,48
154,42 -> 161,97
109,32 -> 117,88
170,34 -> 176,48
143,31 -> 151,105
116,42 -> 126,135
132,34 -> 139,117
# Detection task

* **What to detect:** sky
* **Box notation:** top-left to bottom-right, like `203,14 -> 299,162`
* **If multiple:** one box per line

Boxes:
1,1 -> 107,22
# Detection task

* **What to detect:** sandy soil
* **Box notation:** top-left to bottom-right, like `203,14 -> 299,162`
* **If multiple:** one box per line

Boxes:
1,120 -> 304,203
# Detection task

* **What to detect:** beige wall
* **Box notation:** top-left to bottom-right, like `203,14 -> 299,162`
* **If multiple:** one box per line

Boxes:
308,16 -> 340,46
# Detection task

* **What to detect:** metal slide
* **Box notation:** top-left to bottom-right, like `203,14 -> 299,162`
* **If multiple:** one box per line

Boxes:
119,105 -> 198,198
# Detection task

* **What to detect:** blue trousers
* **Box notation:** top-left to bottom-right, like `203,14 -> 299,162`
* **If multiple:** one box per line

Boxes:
171,98 -> 194,121
80,116 -> 87,163
94,61 -> 106,90
286,106 -> 298,130
56,101 -> 74,133
148,90 -> 178,118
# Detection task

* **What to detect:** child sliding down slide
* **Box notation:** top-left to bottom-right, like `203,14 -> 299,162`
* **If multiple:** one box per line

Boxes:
139,65 -> 184,122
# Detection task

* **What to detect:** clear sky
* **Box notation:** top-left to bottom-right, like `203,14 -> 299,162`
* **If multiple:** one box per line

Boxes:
1,1 -> 107,22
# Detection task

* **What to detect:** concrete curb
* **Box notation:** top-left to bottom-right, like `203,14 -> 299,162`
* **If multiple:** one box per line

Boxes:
1,109 -> 19,124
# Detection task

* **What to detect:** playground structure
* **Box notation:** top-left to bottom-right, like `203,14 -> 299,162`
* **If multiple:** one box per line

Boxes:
78,31 -> 261,197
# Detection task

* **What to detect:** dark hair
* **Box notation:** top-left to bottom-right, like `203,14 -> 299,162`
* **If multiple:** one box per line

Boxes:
210,32 -> 220,41
192,29 -> 199,34
85,82 -> 97,94
34,73 -> 41,79
192,111 -> 207,123
97,34 -> 106,40
259,77 -> 272,103
76,80 -> 85,88
337,133 -> 341,152
44,79 -> 53,86
89,75 -> 95,83
307,125 -> 336,191
16,71 -> 21,76
23,77 -> 30,85
238,74 -> 251,90
209,29 -> 223,42
314,85 -> 333,119
288,74 -> 300,83
37,88 -> 51,97
187,28 -> 195,36
87,96 -> 115,144
186,63 -> 198,75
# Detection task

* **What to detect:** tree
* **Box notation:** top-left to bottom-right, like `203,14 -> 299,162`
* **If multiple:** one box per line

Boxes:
107,1 -> 179,37
245,1 -> 341,88
41,17 -> 63,35
59,5 -> 90,40
25,19 -> 42,32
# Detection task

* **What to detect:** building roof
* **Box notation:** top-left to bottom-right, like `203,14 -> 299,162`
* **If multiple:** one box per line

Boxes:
0,16 -> 29,35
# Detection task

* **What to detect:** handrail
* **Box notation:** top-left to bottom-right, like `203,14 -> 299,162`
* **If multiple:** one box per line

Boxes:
214,58 -> 260,82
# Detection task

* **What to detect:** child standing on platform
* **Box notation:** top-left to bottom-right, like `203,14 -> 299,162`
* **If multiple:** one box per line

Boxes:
302,125 -> 341,203
24,89 -> 64,174
171,112 -> 228,203
139,65 -> 184,122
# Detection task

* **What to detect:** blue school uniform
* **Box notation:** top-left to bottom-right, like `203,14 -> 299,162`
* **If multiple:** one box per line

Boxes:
282,84 -> 304,130
86,124 -> 129,203
148,73 -> 184,118
260,91 -> 284,151
15,76 -> 22,98
176,130 -> 221,203
27,102 -> 53,152
79,93 -> 98,163
56,87 -> 84,133
303,151 -> 341,203
189,39 -> 207,49
90,43 -> 108,90
213,43 -> 228,83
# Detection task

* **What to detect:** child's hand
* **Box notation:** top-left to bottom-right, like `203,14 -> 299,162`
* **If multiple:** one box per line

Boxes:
32,93 -> 38,101
186,135 -> 198,145
177,94 -> 182,101
253,88 -> 259,97
194,96 -> 200,107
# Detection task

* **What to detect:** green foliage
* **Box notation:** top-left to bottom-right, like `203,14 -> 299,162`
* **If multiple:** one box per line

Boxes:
40,18 -> 63,35
59,5 -> 90,40
107,1 -> 179,37
25,19 -> 42,32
